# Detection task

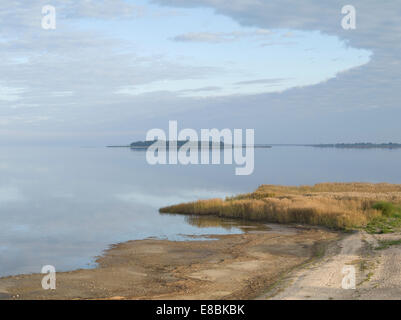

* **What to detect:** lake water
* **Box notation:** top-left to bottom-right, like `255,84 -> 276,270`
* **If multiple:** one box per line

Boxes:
1,146 -> 401,276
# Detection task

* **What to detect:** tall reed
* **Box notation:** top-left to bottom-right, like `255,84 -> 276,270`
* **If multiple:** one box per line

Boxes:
160,183 -> 401,230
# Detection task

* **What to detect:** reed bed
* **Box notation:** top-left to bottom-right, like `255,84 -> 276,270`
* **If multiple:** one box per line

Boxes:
159,183 -> 401,230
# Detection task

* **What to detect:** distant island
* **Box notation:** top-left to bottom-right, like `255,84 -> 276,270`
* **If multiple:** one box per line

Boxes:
130,140 -> 225,149
107,141 -> 401,150
107,140 -> 272,149
309,143 -> 401,149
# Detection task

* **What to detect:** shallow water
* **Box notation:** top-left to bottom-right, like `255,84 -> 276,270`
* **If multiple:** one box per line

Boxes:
1,146 -> 401,276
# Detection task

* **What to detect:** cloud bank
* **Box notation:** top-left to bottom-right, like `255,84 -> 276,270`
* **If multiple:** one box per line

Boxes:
0,0 -> 399,144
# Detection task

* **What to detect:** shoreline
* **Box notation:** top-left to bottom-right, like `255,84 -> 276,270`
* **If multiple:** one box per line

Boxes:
0,224 -> 339,300
2,224 -> 400,300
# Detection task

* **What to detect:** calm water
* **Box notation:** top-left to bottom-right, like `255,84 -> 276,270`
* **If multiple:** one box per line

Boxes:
1,146 -> 401,276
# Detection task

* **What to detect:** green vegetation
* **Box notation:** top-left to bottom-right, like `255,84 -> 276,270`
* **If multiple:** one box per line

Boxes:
365,202 -> 401,234
372,201 -> 400,217
375,239 -> 401,250
160,183 -> 401,231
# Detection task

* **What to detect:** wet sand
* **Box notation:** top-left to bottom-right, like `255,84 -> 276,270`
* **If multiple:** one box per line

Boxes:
0,224 -> 338,300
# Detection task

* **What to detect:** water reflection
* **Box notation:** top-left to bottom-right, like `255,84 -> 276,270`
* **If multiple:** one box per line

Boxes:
183,215 -> 269,232
1,146 -> 401,276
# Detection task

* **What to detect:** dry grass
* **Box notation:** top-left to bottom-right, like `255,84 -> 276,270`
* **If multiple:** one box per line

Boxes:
159,183 -> 401,230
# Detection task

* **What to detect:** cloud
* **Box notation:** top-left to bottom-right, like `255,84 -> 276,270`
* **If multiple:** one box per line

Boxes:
172,29 -> 271,43
282,31 -> 295,38
173,32 -> 234,43
146,0 -> 401,142
0,187 -> 24,204
235,78 -> 287,85
179,86 -> 221,92
1,0 -> 400,143
260,41 -> 296,47
0,0 -> 144,27
64,0 -> 145,19
0,85 -> 24,102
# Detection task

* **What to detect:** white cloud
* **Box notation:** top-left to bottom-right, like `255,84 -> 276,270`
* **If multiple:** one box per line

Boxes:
0,86 -> 24,102
235,78 -> 287,85
172,29 -> 271,43
0,187 -> 24,204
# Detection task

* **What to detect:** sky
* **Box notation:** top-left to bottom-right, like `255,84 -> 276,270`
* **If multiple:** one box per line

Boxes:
0,0 -> 400,145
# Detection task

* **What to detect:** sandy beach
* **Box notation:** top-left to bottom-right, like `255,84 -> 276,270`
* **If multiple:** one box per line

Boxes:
2,219 -> 401,300
0,224 -> 338,300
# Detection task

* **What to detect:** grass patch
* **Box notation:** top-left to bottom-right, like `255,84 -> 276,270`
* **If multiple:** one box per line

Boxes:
365,202 -> 401,234
160,183 -> 401,231
375,239 -> 401,250
372,201 -> 399,217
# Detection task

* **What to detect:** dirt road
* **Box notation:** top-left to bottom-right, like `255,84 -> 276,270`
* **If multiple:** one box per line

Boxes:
266,230 -> 401,300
